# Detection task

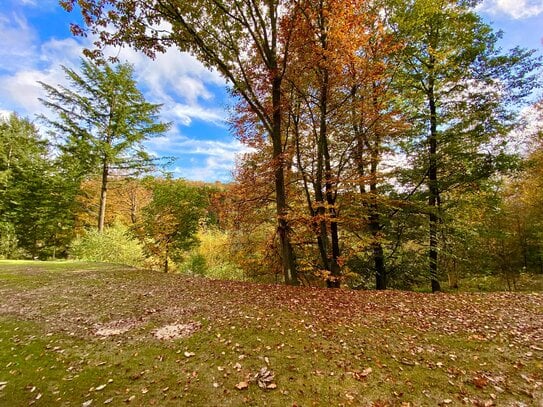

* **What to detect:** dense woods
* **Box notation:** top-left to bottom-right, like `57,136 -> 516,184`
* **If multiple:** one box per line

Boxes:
1,0 -> 542,292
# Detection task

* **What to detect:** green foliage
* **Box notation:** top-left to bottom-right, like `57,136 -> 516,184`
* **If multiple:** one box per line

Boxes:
39,58 -> 170,230
0,113 -> 77,259
140,179 -> 207,272
69,223 -> 145,267
0,221 -> 18,259
39,59 -> 170,178
180,228 -> 246,281
180,253 -> 207,276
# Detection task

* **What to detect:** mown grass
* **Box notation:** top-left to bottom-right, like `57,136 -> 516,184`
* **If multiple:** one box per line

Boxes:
0,260 -> 541,406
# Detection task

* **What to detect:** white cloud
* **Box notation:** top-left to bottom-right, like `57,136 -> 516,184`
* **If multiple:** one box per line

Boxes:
478,0 -> 543,19
0,36 -> 84,116
102,44 -> 227,125
144,132 -> 252,181
145,133 -> 250,160
170,156 -> 234,182
0,12 -> 37,72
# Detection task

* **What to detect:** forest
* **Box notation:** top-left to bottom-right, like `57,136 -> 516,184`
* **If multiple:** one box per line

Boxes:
1,0 -> 543,293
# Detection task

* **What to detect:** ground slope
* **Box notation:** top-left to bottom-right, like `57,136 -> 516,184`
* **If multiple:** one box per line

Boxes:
0,261 -> 541,406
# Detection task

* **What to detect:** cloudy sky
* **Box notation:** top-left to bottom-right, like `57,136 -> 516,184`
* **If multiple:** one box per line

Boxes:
0,0 -> 542,181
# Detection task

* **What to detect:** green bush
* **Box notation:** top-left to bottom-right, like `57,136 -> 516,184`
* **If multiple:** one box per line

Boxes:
180,253 -> 207,276
179,228 -> 246,281
69,223 -> 145,267
206,263 -> 246,281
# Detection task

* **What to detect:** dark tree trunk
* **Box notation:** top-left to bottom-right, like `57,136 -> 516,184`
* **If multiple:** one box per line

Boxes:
428,70 -> 442,293
272,75 -> 298,286
354,84 -> 387,290
163,243 -> 169,273
317,18 -> 341,288
98,157 -> 109,232
370,165 -> 386,290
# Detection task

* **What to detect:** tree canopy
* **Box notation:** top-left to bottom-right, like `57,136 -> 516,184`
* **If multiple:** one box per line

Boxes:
39,58 -> 170,231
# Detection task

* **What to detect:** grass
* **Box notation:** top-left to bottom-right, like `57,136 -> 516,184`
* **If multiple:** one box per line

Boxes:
0,260 -> 542,406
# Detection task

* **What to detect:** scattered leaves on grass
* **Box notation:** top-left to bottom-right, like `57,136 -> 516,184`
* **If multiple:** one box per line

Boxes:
353,367 -> 373,381
1,263 -> 542,405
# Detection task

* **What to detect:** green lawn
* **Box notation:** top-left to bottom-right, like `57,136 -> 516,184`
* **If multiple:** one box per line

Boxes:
0,260 -> 541,406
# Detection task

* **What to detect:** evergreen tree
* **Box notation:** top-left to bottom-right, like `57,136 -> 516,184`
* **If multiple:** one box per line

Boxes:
39,58 -> 170,232
0,114 -> 74,258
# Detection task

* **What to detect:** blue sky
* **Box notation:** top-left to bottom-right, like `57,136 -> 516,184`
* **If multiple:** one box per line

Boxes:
0,0 -> 542,182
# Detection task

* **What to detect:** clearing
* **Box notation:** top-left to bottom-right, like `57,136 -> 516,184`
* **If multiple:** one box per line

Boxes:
0,261 -> 541,406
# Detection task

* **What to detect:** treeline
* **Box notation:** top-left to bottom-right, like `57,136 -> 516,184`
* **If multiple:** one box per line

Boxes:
2,0 -> 543,291
61,0 -> 542,291
2,105 -> 543,291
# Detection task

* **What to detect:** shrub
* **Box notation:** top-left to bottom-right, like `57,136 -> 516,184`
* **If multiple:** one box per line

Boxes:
179,228 -> 246,281
69,223 -> 145,267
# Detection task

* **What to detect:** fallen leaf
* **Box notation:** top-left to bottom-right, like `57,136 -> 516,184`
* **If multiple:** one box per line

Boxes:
254,367 -> 275,388
235,381 -> 249,390
353,367 -> 372,381
473,376 -> 488,389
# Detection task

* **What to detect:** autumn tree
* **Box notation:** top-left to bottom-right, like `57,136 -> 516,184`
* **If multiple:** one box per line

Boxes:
389,0 -> 541,292
140,178 -> 207,273
275,0 -> 404,288
39,58 -> 169,232
60,0 -> 302,285
75,176 -> 152,231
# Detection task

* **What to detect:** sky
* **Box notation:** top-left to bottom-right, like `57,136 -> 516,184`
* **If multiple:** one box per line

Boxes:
0,0 -> 542,182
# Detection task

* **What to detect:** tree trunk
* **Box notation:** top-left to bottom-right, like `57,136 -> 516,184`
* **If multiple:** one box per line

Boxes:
317,19 -> 341,288
271,75 -> 298,286
163,243 -> 169,273
98,157 -> 109,232
428,72 -> 442,293
370,164 -> 386,290
354,85 -> 387,290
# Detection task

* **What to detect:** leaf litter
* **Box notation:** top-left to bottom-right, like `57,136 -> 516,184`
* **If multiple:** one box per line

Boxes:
0,263 -> 542,405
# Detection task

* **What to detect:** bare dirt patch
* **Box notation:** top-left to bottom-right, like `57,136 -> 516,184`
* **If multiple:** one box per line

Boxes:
152,321 -> 202,340
94,319 -> 141,337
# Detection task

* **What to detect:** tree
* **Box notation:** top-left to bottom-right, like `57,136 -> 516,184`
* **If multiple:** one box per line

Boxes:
0,114 -> 75,258
389,0 -> 541,292
140,178 -> 207,273
60,0 -> 301,285
39,58 -> 170,232
75,176 -> 152,230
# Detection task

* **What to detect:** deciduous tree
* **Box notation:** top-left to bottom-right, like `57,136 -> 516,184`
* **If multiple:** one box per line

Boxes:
389,0 -> 541,291
60,0 -> 301,285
